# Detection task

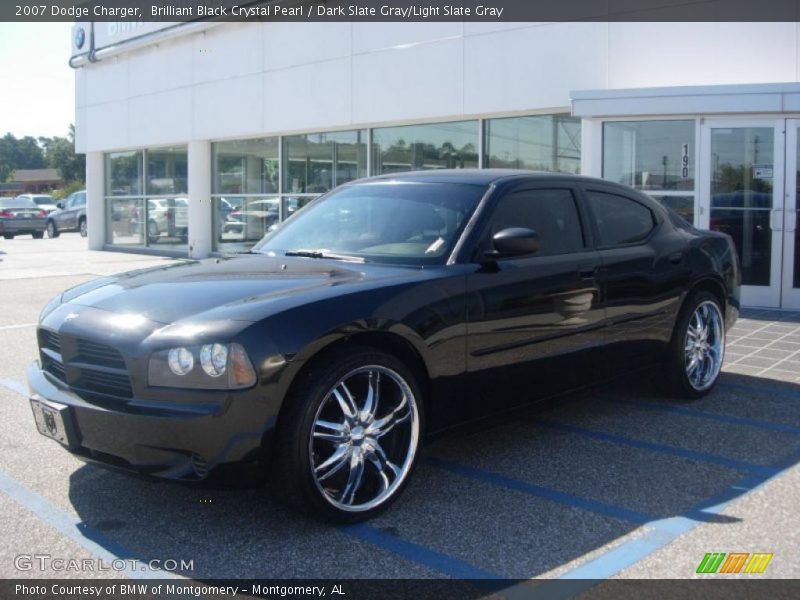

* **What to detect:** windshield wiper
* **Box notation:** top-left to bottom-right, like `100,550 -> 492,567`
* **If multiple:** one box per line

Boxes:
285,250 -> 365,263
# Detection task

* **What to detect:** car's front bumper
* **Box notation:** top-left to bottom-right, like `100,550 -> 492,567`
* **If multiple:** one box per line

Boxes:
27,362 -> 278,481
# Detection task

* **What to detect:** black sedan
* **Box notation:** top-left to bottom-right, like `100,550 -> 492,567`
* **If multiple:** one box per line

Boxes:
27,170 -> 740,522
0,197 -> 47,239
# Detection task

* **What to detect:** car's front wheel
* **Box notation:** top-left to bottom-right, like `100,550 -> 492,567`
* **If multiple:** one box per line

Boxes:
46,221 -> 59,238
660,291 -> 725,399
274,348 -> 423,522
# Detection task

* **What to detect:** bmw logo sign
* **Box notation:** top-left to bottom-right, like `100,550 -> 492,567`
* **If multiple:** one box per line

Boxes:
75,27 -> 86,50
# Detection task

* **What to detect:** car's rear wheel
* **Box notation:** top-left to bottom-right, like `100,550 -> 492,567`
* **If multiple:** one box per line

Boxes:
46,221 -> 59,238
3,234 -> 13,240
32,231 -> 44,239
79,218 -> 87,237
660,291 -> 725,400
274,348 -> 423,522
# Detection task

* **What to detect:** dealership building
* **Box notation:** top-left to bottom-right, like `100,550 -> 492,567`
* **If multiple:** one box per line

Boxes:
71,20 -> 800,309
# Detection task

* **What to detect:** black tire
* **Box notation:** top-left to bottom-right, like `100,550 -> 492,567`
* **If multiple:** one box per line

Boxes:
32,231 -> 44,239
46,221 -> 59,238
79,218 -> 87,237
147,220 -> 159,244
273,347 -> 424,523
659,291 -> 725,400
3,234 -> 13,240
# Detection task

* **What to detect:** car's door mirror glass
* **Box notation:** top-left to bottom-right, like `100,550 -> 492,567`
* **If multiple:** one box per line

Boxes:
56,202 -> 64,209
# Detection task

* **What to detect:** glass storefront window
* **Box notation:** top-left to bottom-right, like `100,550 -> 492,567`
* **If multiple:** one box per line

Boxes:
603,121 -> 695,191
213,138 -> 279,194
105,151 -> 143,196
215,196 -> 280,250
372,121 -> 479,174
107,198 -> 145,247
147,146 -> 188,195
650,194 -> 695,224
485,115 -> 581,173
283,130 -> 367,194
105,147 -> 188,250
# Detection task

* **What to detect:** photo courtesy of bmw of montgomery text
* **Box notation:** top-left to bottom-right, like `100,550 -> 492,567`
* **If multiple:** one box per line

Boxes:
27,170 -> 740,522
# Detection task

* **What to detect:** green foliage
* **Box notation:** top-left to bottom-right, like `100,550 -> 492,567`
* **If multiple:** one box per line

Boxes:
0,133 -> 46,181
51,181 -> 84,200
39,125 -> 85,184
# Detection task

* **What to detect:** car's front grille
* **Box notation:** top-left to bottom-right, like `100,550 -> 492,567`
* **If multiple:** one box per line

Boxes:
39,329 -> 61,353
38,328 -> 133,401
75,338 -> 126,369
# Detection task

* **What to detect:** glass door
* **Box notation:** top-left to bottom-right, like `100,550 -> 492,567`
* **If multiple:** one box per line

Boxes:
699,120 -> 785,308
783,121 -> 800,310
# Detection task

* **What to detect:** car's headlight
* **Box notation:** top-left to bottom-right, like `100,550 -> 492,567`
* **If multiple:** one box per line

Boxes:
148,342 -> 256,389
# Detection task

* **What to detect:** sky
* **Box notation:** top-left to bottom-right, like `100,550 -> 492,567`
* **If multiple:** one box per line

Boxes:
0,23 -> 75,139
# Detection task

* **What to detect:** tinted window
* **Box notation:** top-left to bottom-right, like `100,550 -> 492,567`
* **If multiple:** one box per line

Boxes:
488,188 -> 584,256
587,191 -> 655,247
0,198 -> 36,209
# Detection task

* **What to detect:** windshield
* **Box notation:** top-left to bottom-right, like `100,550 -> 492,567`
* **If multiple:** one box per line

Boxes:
32,196 -> 53,205
253,182 -> 486,264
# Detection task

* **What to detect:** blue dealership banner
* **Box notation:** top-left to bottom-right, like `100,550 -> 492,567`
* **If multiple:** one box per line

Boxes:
5,0 -> 800,22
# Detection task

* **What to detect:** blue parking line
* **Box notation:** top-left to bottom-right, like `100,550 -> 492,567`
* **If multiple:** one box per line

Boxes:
719,380 -> 800,402
545,445 -> 800,592
342,523 -> 502,579
426,457 -> 655,525
600,396 -> 800,435
0,469 -> 177,580
533,419 -> 777,477
2,376 -> 500,581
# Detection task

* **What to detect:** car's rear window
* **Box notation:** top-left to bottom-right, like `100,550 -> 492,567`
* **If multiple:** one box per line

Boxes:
0,198 -> 37,209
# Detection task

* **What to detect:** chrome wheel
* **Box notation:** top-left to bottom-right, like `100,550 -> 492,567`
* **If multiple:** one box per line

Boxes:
684,300 -> 724,391
309,365 -> 419,513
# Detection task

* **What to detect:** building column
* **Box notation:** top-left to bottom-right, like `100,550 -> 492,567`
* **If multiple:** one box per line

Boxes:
85,151 -> 104,251
187,140 -> 212,259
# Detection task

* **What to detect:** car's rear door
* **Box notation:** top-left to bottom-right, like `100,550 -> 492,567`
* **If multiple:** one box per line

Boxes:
465,181 -> 604,417
581,184 -> 689,371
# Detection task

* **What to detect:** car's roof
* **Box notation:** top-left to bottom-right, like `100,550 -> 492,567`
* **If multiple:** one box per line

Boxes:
353,169 -> 609,187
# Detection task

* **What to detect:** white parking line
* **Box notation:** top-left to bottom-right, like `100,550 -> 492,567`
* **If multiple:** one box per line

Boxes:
0,323 -> 36,331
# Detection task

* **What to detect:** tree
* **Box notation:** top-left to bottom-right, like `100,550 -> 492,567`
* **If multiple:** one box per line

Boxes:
40,125 -> 85,184
0,133 -> 46,181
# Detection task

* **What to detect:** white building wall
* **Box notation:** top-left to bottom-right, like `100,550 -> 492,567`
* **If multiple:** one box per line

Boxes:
75,21 -> 800,153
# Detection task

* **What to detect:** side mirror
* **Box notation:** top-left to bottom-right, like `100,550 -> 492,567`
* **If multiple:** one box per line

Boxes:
484,227 -> 540,260
56,202 -> 64,209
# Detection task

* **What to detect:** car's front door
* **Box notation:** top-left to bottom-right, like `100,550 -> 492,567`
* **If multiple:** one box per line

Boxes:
56,194 -> 76,229
465,183 -> 605,418
583,185 -> 688,371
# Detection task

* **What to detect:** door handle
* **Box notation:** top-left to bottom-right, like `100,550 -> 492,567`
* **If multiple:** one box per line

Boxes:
668,252 -> 684,265
578,266 -> 597,280
786,210 -> 798,233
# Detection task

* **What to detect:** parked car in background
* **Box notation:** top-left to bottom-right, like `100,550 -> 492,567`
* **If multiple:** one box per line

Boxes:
16,194 -> 58,215
27,170 -> 740,522
0,197 -> 47,239
46,190 -> 87,238
146,198 -> 189,243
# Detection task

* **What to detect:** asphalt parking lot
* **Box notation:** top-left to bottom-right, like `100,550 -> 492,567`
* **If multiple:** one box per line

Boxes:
1,234 -> 799,590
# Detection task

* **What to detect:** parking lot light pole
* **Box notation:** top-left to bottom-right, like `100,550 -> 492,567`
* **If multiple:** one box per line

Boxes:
188,140 -> 212,259
85,151 -> 104,251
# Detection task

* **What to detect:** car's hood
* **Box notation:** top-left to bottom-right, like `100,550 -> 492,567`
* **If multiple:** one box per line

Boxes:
58,255 -> 425,325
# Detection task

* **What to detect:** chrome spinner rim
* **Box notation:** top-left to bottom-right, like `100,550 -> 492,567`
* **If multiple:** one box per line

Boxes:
684,300 -> 725,391
309,365 -> 419,513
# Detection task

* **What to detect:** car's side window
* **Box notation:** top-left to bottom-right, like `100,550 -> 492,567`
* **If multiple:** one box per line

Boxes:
487,188 -> 584,257
585,190 -> 655,247
76,193 -> 86,206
